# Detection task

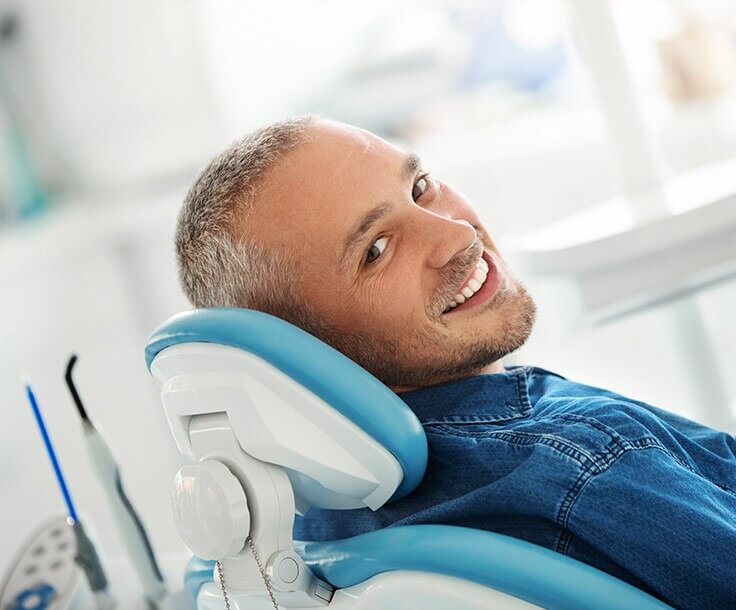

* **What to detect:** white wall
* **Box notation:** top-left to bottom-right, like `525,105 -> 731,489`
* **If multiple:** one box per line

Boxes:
0,187 -> 189,577
1,0 -> 223,191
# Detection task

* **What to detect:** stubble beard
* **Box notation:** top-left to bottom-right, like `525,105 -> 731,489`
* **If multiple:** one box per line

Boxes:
313,274 -> 537,389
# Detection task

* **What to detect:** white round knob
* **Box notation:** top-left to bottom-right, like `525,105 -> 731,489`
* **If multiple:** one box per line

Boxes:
171,459 -> 250,559
278,557 -> 299,584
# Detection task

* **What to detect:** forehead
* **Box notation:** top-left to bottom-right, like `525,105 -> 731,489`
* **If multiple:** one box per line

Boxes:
271,120 -> 405,202
247,120 -> 408,255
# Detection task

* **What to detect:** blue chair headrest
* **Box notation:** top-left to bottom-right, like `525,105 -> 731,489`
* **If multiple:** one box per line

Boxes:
145,308 -> 428,501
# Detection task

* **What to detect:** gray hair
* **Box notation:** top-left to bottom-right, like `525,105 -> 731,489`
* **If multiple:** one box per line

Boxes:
175,116 -> 314,316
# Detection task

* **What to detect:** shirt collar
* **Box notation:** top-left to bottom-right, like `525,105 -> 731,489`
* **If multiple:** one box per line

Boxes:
396,366 -> 532,425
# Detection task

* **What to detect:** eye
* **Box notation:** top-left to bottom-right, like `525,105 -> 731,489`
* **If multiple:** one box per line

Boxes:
412,174 -> 430,202
365,236 -> 388,265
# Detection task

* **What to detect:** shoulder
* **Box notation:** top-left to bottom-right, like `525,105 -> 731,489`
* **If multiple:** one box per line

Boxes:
428,371 -> 680,474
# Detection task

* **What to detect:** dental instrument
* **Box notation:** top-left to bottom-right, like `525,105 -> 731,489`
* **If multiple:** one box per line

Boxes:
65,355 -> 167,609
24,381 -> 115,610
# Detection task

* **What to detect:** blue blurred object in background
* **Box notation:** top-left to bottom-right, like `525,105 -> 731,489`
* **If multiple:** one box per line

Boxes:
1,118 -> 49,222
459,0 -> 567,93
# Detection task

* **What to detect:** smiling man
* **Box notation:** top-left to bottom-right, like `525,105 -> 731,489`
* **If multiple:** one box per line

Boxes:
176,116 -> 736,609
181,117 -> 535,390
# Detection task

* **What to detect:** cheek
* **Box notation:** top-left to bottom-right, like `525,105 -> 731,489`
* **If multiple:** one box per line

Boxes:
360,274 -> 400,315
360,267 -> 421,323
316,273 -> 395,332
300,266 -> 351,319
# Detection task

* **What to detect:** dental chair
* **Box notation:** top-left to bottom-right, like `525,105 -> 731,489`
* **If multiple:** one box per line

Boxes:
145,308 -> 672,610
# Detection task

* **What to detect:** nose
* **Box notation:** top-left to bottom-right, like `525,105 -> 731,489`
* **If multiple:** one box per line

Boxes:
418,208 -> 478,269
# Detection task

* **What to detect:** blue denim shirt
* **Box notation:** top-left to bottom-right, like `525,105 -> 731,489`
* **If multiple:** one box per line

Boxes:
294,367 -> 736,609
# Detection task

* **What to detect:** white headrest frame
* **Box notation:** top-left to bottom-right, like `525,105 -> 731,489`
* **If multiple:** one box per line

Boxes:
151,342 -> 403,513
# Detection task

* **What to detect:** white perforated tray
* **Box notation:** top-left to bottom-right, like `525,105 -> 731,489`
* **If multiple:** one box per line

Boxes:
0,515 -> 84,609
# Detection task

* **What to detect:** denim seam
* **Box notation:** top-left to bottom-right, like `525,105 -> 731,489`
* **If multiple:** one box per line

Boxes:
553,438 -> 736,554
422,412 -> 526,426
477,430 -> 599,466
641,443 -> 736,498
553,450 -> 623,554
425,424 -> 602,467
552,439 -> 636,554
489,430 -> 595,468
554,413 -> 632,471
515,367 -> 533,413
556,413 -> 736,497
548,415 -> 646,555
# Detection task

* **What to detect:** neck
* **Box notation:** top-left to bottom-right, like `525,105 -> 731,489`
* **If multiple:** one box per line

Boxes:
390,359 -> 505,394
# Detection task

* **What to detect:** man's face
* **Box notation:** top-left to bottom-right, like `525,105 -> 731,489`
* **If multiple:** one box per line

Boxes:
243,120 -> 535,389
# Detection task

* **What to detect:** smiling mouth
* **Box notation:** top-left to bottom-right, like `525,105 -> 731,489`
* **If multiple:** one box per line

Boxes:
442,252 -> 501,315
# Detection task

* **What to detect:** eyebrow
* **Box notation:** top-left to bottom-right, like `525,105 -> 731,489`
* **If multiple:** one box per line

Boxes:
340,154 -> 421,269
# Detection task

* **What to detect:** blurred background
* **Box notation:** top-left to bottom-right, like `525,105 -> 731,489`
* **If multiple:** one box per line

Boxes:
1,0 -> 735,589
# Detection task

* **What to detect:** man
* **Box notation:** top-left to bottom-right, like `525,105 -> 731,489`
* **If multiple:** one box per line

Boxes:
176,116 -> 736,609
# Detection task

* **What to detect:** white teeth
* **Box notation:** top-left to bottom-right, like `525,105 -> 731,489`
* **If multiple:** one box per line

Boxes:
444,255 -> 491,313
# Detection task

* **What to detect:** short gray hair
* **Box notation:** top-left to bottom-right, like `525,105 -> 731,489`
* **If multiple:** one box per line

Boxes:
175,116 -> 313,315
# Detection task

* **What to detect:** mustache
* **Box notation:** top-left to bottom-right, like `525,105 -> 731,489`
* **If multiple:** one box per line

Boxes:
432,235 -> 484,316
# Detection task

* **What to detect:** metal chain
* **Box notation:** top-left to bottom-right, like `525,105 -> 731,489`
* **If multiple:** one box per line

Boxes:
216,537 -> 280,610
247,537 -> 280,610
216,560 -> 232,610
